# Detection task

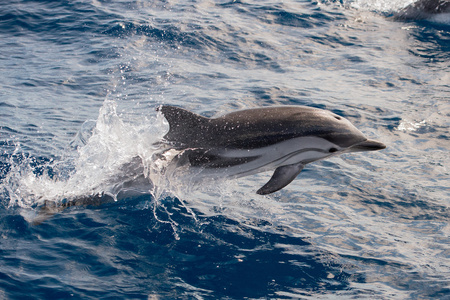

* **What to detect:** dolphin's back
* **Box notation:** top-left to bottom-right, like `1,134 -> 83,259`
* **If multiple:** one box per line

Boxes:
158,105 -> 367,149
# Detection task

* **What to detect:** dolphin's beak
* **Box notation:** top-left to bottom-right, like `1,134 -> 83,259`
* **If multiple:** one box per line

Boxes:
349,139 -> 386,152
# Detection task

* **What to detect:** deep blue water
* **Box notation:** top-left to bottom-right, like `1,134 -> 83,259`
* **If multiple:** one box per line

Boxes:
1,0 -> 449,299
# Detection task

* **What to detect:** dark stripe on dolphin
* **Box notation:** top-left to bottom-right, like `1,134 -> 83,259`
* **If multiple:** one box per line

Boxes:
183,149 -> 261,168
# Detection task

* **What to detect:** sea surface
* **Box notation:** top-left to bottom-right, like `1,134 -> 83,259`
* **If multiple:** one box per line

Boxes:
1,0 -> 449,299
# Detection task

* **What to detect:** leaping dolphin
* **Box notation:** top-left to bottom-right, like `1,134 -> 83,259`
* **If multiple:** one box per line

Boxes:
394,0 -> 450,20
157,105 -> 386,195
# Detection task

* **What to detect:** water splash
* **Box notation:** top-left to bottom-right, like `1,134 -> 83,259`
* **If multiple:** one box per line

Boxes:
335,0 -> 450,23
347,0 -> 415,12
397,118 -> 427,131
1,99 -> 168,212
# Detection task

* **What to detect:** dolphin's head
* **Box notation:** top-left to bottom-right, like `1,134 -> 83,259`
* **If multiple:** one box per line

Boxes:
283,107 -> 386,155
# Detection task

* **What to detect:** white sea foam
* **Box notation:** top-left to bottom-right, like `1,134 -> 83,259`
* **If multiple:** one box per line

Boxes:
347,0 -> 415,12
1,99 -> 168,210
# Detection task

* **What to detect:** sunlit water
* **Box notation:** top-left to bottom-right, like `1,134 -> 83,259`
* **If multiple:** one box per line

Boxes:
0,0 -> 449,299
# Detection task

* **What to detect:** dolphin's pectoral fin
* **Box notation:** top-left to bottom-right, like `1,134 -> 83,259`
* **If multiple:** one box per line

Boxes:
256,163 -> 304,195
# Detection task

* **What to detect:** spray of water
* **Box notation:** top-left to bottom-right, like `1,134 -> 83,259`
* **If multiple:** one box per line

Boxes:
347,0 -> 415,12
1,98 -> 174,218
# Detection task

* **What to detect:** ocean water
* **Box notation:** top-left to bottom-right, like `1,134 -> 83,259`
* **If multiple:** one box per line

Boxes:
0,0 -> 449,299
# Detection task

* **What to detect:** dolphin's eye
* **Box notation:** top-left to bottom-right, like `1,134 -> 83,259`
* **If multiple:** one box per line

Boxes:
329,148 -> 338,153
334,116 -> 341,120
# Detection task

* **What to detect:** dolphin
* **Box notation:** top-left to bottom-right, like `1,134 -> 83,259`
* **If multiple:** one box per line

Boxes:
394,0 -> 450,20
157,105 -> 386,195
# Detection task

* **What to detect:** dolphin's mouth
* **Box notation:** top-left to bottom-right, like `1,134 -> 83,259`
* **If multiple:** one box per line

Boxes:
349,139 -> 386,152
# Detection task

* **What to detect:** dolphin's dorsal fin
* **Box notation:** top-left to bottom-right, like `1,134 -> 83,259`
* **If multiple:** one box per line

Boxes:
257,163 -> 304,195
158,105 -> 209,143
